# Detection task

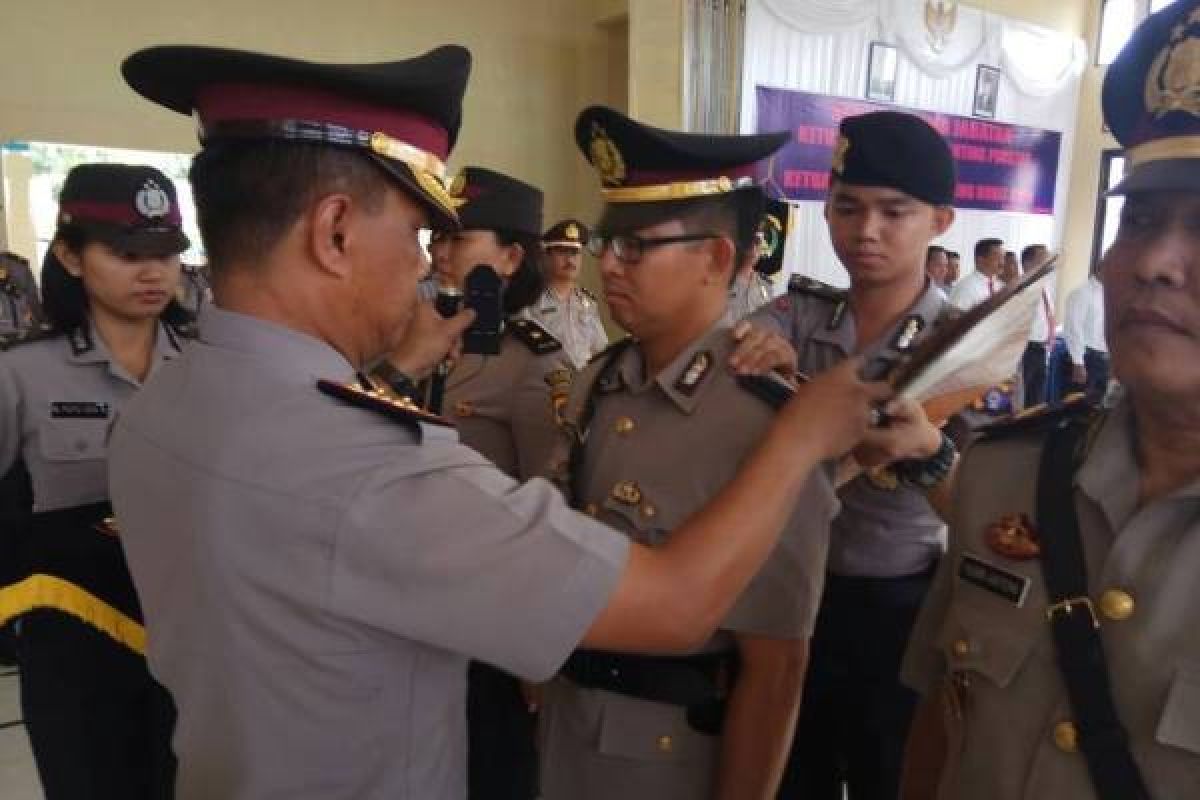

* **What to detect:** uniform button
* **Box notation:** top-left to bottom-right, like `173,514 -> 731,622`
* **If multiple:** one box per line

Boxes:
584,503 -> 599,517
657,735 -> 673,752
641,503 -> 657,519
454,400 -> 475,418
1100,589 -> 1134,621
1052,721 -> 1078,753
614,416 -> 635,435
952,639 -> 971,658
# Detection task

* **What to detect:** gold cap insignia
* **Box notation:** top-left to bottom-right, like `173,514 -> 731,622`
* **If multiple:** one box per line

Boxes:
1145,10 -> 1200,119
449,171 -> 467,198
590,124 -> 627,187
831,135 -> 851,175
565,222 -> 581,240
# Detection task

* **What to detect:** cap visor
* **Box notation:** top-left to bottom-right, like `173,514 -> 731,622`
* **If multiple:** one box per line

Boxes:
1108,159 -> 1200,196
369,155 -> 460,230
542,241 -> 583,249
81,223 -> 190,257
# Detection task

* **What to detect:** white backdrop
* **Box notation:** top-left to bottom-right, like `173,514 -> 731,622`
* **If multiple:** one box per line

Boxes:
741,0 -> 1085,287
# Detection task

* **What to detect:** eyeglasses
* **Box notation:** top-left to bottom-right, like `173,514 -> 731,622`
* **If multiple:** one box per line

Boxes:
585,232 -> 722,264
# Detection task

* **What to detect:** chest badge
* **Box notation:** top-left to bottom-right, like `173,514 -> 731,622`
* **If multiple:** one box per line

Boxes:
611,480 -> 643,505
984,512 -> 1042,560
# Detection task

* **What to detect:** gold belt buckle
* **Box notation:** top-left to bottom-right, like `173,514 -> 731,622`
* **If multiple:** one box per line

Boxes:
1045,596 -> 1099,628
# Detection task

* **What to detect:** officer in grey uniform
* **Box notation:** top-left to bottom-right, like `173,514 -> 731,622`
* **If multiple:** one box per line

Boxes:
0,163 -> 190,798
522,218 -> 610,369
436,167 -> 574,483
746,112 -> 959,800
0,251 -> 44,346
110,44 -> 885,800
900,4 -> 1200,798
539,107 -> 840,800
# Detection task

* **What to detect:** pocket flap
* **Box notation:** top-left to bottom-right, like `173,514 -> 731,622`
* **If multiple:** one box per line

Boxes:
1156,666 -> 1200,755
39,419 -> 109,462
597,692 -> 713,762
935,602 -> 1039,689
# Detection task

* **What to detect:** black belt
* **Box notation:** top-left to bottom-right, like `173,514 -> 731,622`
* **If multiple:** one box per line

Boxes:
1036,414 -> 1151,800
562,649 -> 737,735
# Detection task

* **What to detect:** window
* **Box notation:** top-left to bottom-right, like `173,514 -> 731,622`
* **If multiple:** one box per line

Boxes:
1097,0 -> 1179,66
1091,150 -> 1126,270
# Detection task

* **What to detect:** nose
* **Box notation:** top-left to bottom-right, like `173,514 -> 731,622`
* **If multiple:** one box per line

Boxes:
597,246 -> 624,278
855,210 -> 883,242
1129,226 -> 1192,291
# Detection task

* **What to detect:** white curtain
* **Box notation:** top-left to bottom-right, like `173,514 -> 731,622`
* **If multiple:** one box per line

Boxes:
741,0 -> 1083,289
685,0 -> 748,133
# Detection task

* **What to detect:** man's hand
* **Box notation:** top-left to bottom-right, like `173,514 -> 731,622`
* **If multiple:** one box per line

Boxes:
781,357 -> 892,460
1071,363 -> 1087,386
385,303 -> 476,380
853,396 -> 943,468
729,321 -> 799,379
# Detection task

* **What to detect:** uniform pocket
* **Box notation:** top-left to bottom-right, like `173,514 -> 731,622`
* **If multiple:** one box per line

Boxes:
935,597 -> 1041,689
596,691 -> 715,763
1156,665 -> 1200,755
38,419 -> 109,462
601,489 -> 668,547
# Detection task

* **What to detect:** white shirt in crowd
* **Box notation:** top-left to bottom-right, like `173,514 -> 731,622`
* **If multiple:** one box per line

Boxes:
1028,284 -> 1056,345
521,286 -> 610,370
947,269 -> 1000,311
1063,275 -> 1107,365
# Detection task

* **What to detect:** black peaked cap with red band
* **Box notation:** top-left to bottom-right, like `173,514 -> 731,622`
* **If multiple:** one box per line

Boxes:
121,45 -> 471,227
58,163 -> 190,257
451,166 -> 544,237
574,105 -> 788,204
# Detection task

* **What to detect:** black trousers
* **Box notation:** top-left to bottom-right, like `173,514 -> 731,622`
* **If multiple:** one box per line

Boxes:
778,567 -> 935,800
467,661 -> 537,800
1021,342 -> 1048,408
16,611 -> 176,799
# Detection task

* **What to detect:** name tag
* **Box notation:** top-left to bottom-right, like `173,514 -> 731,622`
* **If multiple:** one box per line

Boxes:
958,553 -> 1031,607
50,401 -> 111,419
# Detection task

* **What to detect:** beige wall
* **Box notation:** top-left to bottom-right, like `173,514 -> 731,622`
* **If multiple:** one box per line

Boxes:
0,0 -> 630,243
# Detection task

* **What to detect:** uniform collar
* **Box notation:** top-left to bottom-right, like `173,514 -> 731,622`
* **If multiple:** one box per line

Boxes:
68,318 -> 183,383
198,305 -> 357,384
811,278 -> 945,365
613,316 -> 730,414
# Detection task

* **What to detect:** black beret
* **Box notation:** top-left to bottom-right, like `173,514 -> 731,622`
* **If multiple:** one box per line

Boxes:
1103,0 -> 1200,194
58,163 -> 189,256
121,45 -> 471,227
450,167 -> 543,237
542,219 -> 589,249
832,111 -> 955,206
575,105 -> 788,203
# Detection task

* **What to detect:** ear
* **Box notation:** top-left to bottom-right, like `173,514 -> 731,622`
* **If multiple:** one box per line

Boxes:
932,205 -> 956,237
702,236 -> 738,286
496,240 -> 525,280
52,240 -> 83,277
307,193 -> 355,279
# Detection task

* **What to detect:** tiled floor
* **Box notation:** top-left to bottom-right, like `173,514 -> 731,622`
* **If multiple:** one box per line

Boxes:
0,667 -> 42,799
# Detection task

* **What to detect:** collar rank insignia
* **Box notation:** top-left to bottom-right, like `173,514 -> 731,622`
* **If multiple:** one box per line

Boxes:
92,516 -> 121,537
611,480 -> 643,505
865,466 -> 900,491
510,318 -> 563,354
891,315 -> 926,352
674,350 -> 713,396
317,379 -> 454,428
984,512 -> 1041,560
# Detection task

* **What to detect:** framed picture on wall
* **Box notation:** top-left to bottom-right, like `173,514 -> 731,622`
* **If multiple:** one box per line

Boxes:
973,65 -> 1001,119
865,42 -> 898,103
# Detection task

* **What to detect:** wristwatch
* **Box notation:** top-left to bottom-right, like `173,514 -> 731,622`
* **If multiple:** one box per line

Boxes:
894,431 -> 957,490
375,363 -> 419,402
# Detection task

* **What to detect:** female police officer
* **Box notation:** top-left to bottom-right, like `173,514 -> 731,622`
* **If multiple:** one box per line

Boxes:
0,163 -> 190,798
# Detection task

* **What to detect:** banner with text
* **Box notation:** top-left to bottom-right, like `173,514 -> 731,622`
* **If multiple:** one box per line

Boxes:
755,86 -> 1061,215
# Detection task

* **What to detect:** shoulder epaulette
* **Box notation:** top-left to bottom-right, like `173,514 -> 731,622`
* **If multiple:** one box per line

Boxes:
736,374 -> 795,411
788,274 -> 848,303
508,318 -> 563,355
579,286 -> 598,303
316,380 -> 454,429
587,335 -> 633,366
978,393 -> 1096,441
0,330 -> 56,352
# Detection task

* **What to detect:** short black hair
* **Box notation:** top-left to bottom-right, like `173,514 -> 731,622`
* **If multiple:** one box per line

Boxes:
1021,243 -> 1048,266
493,229 -> 545,316
189,140 -> 391,270
597,188 -> 768,273
925,245 -> 946,264
41,223 -> 192,335
974,238 -> 1004,261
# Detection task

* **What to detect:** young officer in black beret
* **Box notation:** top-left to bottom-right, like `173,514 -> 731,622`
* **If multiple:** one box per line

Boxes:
110,44 -> 888,800
0,163 -> 190,798
734,110 -> 958,800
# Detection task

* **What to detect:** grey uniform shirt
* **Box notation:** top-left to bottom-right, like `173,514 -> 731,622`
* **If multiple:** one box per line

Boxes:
520,287 -> 609,370
444,323 -> 574,480
0,323 -> 180,511
751,280 -> 949,577
901,396 -> 1200,799
107,305 -> 628,800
